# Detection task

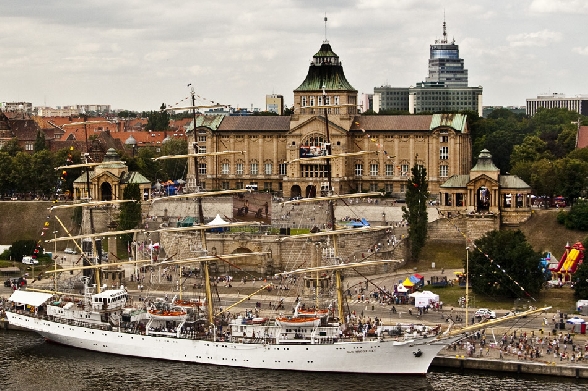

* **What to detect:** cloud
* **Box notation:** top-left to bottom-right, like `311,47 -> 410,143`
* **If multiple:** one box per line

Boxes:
507,29 -> 562,47
572,47 -> 588,55
529,0 -> 588,14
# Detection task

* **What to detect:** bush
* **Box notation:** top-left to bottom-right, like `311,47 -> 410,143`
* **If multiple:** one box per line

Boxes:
557,211 -> 567,225
560,200 -> 588,230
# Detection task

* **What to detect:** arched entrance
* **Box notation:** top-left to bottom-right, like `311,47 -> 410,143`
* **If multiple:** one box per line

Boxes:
101,182 -> 113,201
305,185 -> 316,198
476,186 -> 490,212
290,185 -> 302,199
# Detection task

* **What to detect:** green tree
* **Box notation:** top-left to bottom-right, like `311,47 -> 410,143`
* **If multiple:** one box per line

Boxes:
558,200 -> 588,230
146,103 -> 170,131
161,138 -> 188,180
32,150 -> 57,195
12,152 -> 33,193
574,255 -> 588,300
510,135 -> 552,168
34,130 -> 47,152
10,239 -> 37,262
118,183 -> 142,232
468,230 -> 543,298
401,163 -> 429,262
1,138 -> 23,157
135,147 -> 161,182
529,159 -> 558,204
0,152 -> 14,196
557,158 -> 588,205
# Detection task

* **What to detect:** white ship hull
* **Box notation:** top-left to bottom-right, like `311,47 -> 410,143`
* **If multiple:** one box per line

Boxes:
7,311 -> 447,375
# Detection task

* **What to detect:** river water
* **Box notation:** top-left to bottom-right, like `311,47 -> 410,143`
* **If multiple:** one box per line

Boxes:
1,330 -> 587,391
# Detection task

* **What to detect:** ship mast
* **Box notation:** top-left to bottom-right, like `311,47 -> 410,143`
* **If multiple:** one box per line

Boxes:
320,85 -> 345,323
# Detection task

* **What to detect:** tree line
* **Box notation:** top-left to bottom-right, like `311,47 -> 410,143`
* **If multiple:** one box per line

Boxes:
0,137 -> 187,199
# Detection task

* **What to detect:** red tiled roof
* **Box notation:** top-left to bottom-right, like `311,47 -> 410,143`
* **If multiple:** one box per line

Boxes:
578,126 -> 588,149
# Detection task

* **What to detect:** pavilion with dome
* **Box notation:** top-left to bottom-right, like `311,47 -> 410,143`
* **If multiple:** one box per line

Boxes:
72,148 -> 151,201
438,149 -> 532,225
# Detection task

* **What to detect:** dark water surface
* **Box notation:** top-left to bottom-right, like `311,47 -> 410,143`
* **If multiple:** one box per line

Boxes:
1,330 -> 587,391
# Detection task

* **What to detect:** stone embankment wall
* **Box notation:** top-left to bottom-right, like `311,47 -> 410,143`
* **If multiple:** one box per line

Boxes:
159,228 -> 406,277
427,214 -> 500,243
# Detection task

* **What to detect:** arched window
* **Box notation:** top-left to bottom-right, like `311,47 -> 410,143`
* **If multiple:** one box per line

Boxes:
221,159 -> 230,175
250,159 -> 259,175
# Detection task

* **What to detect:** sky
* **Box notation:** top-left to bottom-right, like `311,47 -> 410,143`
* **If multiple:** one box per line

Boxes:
1,0 -> 587,112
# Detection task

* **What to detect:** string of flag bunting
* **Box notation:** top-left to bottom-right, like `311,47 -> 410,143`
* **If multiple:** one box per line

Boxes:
438,208 -> 537,302
352,121 -> 392,158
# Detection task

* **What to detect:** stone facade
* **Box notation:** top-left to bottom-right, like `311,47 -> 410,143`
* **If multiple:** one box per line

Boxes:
158,227 -> 406,276
185,40 -> 472,199
73,148 -> 151,201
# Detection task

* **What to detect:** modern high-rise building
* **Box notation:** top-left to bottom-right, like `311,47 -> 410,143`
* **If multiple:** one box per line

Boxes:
425,21 -> 468,87
374,20 -> 483,116
526,93 -> 588,116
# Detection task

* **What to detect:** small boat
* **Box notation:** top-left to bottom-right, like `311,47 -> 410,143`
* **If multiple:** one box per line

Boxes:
147,309 -> 187,320
275,317 -> 321,328
297,308 -> 329,317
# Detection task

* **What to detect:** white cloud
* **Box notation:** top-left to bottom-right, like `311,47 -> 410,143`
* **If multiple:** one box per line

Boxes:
529,0 -> 588,14
572,47 -> 588,55
507,29 -> 562,47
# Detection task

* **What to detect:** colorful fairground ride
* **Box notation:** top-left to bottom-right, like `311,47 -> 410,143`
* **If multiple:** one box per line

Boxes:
548,242 -> 585,284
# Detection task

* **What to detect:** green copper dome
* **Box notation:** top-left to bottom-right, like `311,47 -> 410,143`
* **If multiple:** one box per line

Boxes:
295,42 -> 356,92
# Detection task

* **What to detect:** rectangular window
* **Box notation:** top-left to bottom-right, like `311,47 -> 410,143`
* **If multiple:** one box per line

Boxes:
440,135 -> 448,143
236,163 -> 244,175
318,96 -> 323,106
221,163 -> 230,175
355,164 -> 363,176
369,183 -> 378,192
310,96 -> 315,106
198,163 -> 207,175
301,96 -> 307,107
325,96 -> 330,105
197,135 -> 206,153
334,96 -> 339,105
279,163 -> 287,176
265,163 -> 272,175
401,164 -> 409,176
385,183 -> 394,193
440,146 -> 448,160
250,162 -> 258,175
264,182 -> 272,191
25,144 -> 34,151
370,164 -> 378,176
385,164 -> 394,176
221,181 -> 229,190
400,183 -> 406,193
236,182 -> 243,189
440,165 -> 448,178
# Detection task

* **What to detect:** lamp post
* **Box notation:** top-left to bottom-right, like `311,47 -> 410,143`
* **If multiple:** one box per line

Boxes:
465,246 -> 469,327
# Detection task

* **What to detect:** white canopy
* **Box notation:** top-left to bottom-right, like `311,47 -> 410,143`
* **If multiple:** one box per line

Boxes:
207,214 -> 229,226
396,284 -> 408,293
409,290 -> 440,307
9,290 -> 52,307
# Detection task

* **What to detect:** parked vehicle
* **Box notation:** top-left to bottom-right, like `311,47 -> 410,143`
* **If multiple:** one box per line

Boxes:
21,256 -> 39,265
64,248 -> 77,254
474,308 -> 496,319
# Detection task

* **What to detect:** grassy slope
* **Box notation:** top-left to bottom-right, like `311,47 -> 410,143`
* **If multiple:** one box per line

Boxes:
0,201 -> 76,247
416,209 -> 585,312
